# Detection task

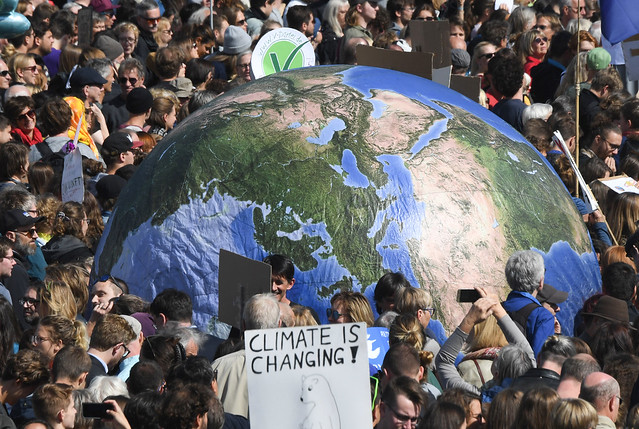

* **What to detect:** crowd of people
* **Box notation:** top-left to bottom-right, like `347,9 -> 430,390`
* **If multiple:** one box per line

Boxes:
0,0 -> 636,427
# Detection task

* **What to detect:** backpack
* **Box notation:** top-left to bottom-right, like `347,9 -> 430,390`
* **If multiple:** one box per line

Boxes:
503,302 -> 540,336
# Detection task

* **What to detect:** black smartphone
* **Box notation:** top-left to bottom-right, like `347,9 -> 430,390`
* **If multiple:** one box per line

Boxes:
456,289 -> 481,303
82,403 -> 113,419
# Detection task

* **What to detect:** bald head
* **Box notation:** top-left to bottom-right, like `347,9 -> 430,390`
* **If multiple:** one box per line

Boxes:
580,372 -> 620,418
4,84 -> 30,102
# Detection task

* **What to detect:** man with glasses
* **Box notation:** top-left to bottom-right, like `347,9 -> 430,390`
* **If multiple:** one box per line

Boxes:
377,376 -> 425,429
387,0 -> 414,36
559,0 -> 585,29
86,314 -> 136,386
580,124 -> 623,175
579,372 -> 621,429
0,209 -> 44,326
0,237 -> 15,304
133,0 -> 161,69
103,58 -> 145,133
20,281 -> 41,327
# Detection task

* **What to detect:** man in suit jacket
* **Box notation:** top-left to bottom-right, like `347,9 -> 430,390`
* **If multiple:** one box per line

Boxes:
86,314 -> 136,387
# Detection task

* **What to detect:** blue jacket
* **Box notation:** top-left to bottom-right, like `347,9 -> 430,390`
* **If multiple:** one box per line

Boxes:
502,290 -> 555,357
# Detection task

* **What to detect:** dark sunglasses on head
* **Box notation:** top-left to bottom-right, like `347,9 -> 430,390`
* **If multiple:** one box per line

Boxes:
120,76 -> 138,85
18,110 -> 35,121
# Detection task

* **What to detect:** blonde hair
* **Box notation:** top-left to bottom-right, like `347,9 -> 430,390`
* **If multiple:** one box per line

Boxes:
40,281 -> 77,321
552,398 -> 598,429
7,53 -> 34,82
330,291 -> 375,327
467,316 -> 508,352
39,315 -> 88,351
45,264 -> 90,317
292,306 -> 318,327
608,193 -> 639,245
389,313 -> 434,371
394,287 -> 432,315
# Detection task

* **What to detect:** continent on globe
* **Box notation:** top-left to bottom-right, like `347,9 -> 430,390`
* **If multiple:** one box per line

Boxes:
94,65 -> 600,334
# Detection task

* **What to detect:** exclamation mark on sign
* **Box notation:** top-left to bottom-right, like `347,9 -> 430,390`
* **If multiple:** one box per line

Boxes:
350,346 -> 358,363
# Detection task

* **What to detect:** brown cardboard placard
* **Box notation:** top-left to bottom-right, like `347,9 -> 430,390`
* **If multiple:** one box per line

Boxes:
218,249 -> 271,329
77,6 -> 93,49
450,75 -> 482,103
410,19 -> 451,69
356,45 -> 434,80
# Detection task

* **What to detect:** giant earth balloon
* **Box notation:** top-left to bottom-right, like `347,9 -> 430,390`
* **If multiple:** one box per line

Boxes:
94,65 -> 600,334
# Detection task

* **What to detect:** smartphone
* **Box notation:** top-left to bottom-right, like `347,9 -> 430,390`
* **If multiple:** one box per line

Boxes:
456,289 -> 481,303
82,403 -> 113,419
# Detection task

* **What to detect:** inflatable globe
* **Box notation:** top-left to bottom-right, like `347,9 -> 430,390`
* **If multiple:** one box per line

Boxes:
94,65 -> 600,334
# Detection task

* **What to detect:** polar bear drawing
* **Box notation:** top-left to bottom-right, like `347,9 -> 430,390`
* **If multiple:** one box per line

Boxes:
299,374 -> 341,429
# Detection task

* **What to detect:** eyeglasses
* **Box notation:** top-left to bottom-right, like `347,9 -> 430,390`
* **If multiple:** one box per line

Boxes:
27,209 -> 39,216
0,70 -> 10,78
403,5 -> 415,11
119,37 -> 136,44
145,17 -> 160,24
31,334 -> 51,345
534,24 -> 547,30
21,65 -> 37,73
326,308 -> 346,320
17,110 -> 35,121
617,395 -> 624,405
480,52 -> 495,60
94,274 -> 126,293
19,297 -> 38,306
385,402 -> 420,427
415,16 -> 435,21
601,136 -> 621,150
119,76 -> 138,86
238,63 -> 251,69
120,343 -> 130,358
422,307 -> 436,317
2,255 -> 14,262
15,228 -> 37,237
533,37 -> 548,44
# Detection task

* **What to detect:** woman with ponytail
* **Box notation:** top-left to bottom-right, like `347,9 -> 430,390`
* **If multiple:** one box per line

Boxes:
32,315 -> 88,362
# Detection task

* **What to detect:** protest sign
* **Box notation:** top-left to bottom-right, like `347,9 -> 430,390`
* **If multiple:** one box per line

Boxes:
600,174 -> 639,194
218,249 -> 271,329
450,75 -> 481,103
61,147 -> 84,203
245,322 -> 373,429
77,7 -> 93,48
367,327 -> 389,375
251,28 -> 316,79
356,45 -> 433,80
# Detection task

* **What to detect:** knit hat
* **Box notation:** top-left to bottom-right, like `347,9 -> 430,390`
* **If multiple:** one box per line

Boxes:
126,87 -> 154,114
451,48 -> 471,69
223,26 -> 251,55
95,36 -> 124,61
587,47 -> 611,71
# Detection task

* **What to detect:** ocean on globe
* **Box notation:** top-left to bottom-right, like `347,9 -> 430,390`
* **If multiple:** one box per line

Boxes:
94,65 -> 601,335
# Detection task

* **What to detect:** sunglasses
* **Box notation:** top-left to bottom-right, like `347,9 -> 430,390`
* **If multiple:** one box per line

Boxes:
18,110 -> 35,121
415,16 -> 435,20
119,76 -> 138,85
534,24 -> 547,30
0,70 -> 10,78
534,37 -> 548,44
15,227 -> 37,237
145,17 -> 160,24
326,308 -> 346,320
480,52 -> 494,60
21,65 -> 37,73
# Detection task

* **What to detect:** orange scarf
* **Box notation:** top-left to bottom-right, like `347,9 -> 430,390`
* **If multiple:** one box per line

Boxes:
63,96 -> 100,159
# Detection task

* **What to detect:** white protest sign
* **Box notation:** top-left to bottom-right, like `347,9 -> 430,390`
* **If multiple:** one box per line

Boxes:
61,146 -> 84,202
251,28 -> 316,79
245,323 -> 373,429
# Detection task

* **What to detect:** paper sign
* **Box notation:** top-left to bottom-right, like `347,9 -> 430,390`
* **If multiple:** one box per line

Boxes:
218,249 -> 271,329
251,28 -> 316,79
622,34 -> 639,81
367,327 -> 389,375
356,45 -> 433,80
552,131 -> 598,211
600,174 -> 639,194
61,147 -> 84,203
245,323 -> 373,429
494,0 -> 513,12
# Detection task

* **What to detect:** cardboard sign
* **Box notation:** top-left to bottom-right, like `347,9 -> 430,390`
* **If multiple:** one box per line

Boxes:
218,249 -> 271,329
450,75 -> 482,103
251,28 -> 316,79
410,20 -> 451,70
356,45 -> 433,80
600,174 -> 639,194
61,147 -> 84,203
622,34 -> 639,81
77,7 -> 93,49
245,322 -> 373,429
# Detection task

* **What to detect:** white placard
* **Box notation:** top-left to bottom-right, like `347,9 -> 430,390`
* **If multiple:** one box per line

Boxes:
245,323 -> 373,429
61,146 -> 84,203
622,35 -> 639,81
251,28 -> 316,79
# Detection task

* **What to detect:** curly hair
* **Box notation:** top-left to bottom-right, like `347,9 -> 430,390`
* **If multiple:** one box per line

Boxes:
160,384 -> 213,429
51,201 -> 86,239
